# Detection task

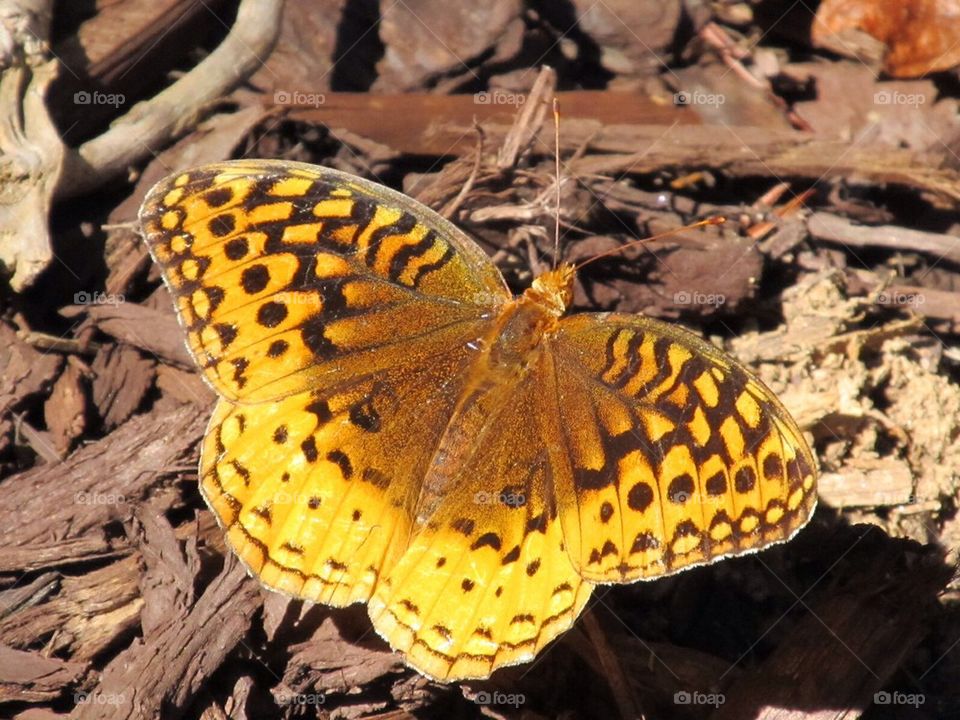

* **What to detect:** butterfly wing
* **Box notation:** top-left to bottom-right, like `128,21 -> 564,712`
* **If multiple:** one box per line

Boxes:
368,366 -> 592,681
140,160 -> 509,403
545,313 -> 817,582
201,351 -> 485,608
140,161 -> 513,609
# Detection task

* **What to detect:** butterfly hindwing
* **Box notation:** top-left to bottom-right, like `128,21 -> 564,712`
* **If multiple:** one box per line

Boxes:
368,366 -> 592,680
546,313 -> 817,582
201,332 -> 495,608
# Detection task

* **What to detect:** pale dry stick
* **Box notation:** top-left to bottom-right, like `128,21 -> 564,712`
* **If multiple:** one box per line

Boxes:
496,65 -> 556,169
553,97 -> 561,267
439,126 -> 484,220
61,0 -> 283,198
700,21 -> 766,89
808,211 -> 960,266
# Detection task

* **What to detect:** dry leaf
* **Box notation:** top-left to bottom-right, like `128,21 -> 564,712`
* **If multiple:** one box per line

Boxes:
813,0 -> 960,77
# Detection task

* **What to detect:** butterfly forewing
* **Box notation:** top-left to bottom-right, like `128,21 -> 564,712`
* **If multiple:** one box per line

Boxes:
546,313 -> 817,582
139,160 -> 510,403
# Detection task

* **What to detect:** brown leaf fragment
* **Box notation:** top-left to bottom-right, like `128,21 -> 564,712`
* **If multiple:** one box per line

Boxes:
43,361 -> 87,456
813,0 -> 960,77
0,322 -> 62,418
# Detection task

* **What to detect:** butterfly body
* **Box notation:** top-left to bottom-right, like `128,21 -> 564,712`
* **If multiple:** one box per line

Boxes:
140,160 -> 817,681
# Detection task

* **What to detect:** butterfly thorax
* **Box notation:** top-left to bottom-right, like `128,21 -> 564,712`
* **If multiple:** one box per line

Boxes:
414,266 -> 575,523
525,263 -> 575,317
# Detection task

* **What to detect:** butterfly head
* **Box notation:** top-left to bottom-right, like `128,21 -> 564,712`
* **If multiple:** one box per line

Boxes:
525,263 -> 575,317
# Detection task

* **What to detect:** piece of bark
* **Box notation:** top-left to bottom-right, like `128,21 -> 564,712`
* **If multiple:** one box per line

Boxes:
241,0 -> 343,96
289,90 -> 698,155
0,556 -> 143,664
154,365 -> 214,409
0,573 -> 59,623
135,501 -> 200,640
375,0 -> 523,91
575,231 -> 764,319
669,62 -> 791,129
545,0 -> 681,79
279,614 -> 405,698
0,643 -> 85,703
74,554 -> 260,720
63,302 -> 193,369
818,459 -> 915,508
55,0 -> 232,90
714,528 -> 950,720
89,343 -> 155,431
0,403 -> 206,573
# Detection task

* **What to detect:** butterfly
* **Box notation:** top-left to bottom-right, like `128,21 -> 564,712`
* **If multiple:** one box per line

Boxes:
139,159 -> 817,681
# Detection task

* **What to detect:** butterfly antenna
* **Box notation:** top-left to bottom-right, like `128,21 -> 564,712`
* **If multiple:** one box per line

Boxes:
553,97 -> 561,270
574,216 -> 727,272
